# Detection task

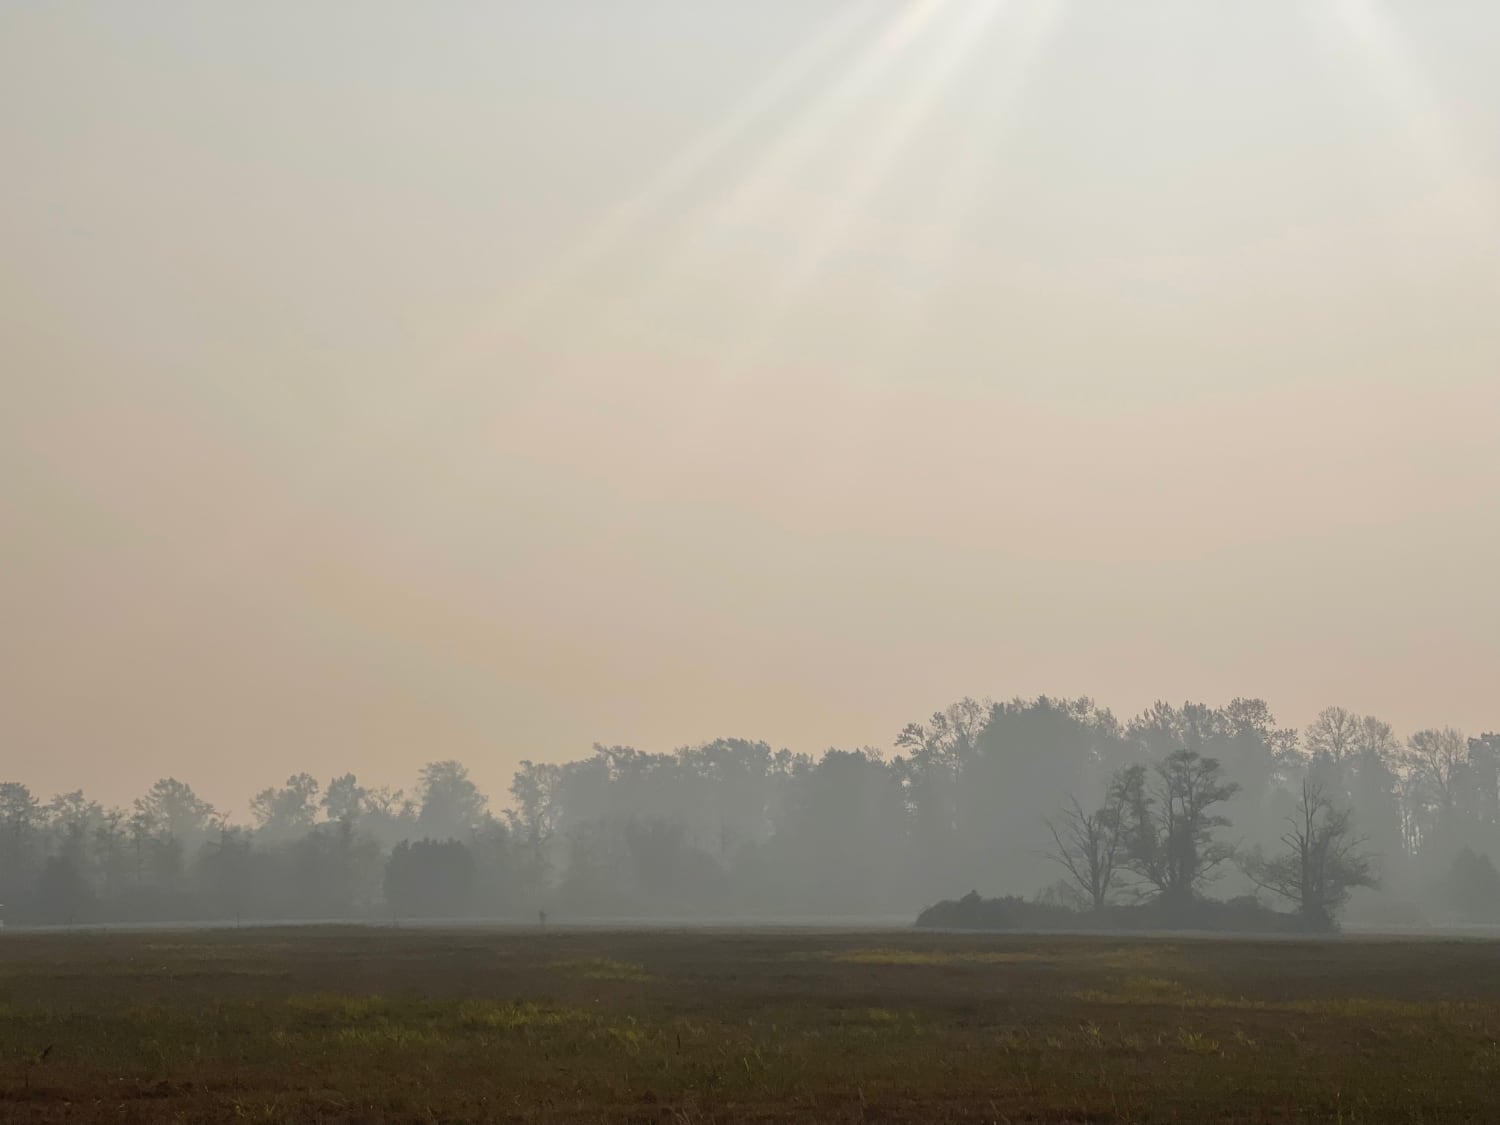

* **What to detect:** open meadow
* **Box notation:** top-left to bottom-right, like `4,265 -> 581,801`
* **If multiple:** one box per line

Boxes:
2,926 -> 1499,1123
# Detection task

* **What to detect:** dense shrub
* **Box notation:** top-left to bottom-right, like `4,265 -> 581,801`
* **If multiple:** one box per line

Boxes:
916,890 -> 1303,933
916,891 -> 1076,931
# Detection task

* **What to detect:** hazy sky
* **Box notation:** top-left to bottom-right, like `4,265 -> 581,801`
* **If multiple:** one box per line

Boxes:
4,1 -> 1498,815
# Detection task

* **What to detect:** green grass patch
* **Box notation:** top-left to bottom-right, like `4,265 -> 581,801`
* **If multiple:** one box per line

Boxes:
548,955 -> 651,981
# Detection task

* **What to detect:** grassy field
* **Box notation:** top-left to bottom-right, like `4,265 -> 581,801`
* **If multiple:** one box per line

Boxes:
2,926 -> 1499,1122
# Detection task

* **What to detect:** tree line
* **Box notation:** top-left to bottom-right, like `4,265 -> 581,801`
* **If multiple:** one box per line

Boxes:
3,697 -> 1498,928
1040,749 -> 1374,931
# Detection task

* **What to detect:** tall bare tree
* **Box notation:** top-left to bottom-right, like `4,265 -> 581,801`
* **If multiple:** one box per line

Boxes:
1044,775 -> 1131,910
1305,706 -> 1360,768
1405,727 -> 1468,818
1243,780 -> 1376,930
1469,734 -> 1500,829
508,761 -> 563,907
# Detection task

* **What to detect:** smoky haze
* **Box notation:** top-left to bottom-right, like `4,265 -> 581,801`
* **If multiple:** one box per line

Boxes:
1,3 -> 1498,926
3,699 -> 1500,930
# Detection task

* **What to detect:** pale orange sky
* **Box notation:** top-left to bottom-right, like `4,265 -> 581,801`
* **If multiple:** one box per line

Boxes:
3,2 -> 1498,816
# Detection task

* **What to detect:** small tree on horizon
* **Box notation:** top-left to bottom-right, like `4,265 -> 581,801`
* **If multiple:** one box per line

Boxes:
1043,773 -> 1132,911
1242,780 -> 1376,931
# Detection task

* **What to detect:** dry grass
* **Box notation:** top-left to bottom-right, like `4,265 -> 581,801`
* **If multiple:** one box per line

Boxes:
1,927 -> 1499,1121
829,948 -> 1049,965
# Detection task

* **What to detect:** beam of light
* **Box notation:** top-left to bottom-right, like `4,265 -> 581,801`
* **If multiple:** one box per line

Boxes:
692,0 -> 947,250
713,0 -> 1064,386
449,0 -> 884,348
700,0 -> 1010,386
208,7 -> 890,559
620,0 -> 950,325
657,0 -> 1068,493
877,0 -> 1067,345
267,5 -> 882,484
1331,0 -> 1496,240
780,0 -> 1011,295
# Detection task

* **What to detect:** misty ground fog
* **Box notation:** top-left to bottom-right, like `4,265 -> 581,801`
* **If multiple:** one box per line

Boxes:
3,698 -> 1499,932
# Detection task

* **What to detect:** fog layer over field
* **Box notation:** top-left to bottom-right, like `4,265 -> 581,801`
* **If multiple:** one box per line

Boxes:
3,698 -> 1499,930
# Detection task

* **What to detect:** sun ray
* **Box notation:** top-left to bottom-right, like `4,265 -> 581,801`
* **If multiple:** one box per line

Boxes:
712,0 -> 1065,386
652,0 -> 1069,497
615,0 -> 950,327
690,0 -> 949,251
876,0 -> 1067,348
279,4 -> 887,495
459,1 -> 884,347
779,0 -> 1013,295
1330,0 -> 1495,240
280,1 -> 1066,527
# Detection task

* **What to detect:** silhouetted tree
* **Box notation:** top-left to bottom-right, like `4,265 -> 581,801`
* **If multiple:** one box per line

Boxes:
1467,734 -> 1500,830
249,773 -> 321,842
1406,727 -> 1468,823
1119,750 -> 1239,907
1303,709 -> 1405,874
91,809 -> 133,902
0,782 -> 43,913
417,761 -> 488,840
508,761 -> 562,906
323,773 -> 367,826
45,791 -> 101,866
894,698 -> 989,858
133,778 -> 216,848
1242,781 -> 1375,930
1044,773 -> 1132,911
1349,714 -> 1406,867
1305,706 -> 1362,766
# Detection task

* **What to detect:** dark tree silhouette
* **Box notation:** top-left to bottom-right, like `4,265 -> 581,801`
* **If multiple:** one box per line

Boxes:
1119,750 -> 1239,907
1242,781 -> 1376,930
1044,774 -> 1131,911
